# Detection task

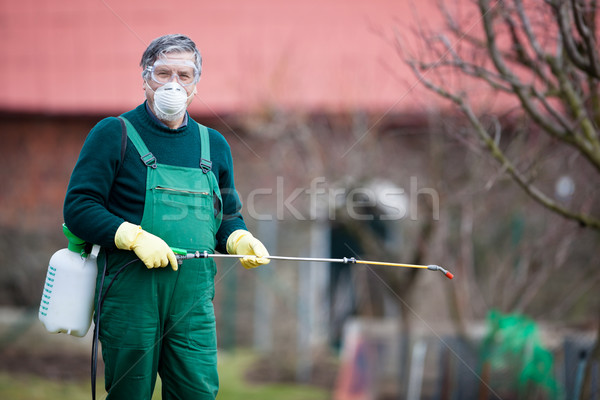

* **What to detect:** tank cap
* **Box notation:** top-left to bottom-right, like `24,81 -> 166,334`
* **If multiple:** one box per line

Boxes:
62,223 -> 86,254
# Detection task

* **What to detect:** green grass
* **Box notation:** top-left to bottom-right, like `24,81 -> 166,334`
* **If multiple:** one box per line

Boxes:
0,350 -> 329,400
0,374 -> 95,400
216,351 -> 329,400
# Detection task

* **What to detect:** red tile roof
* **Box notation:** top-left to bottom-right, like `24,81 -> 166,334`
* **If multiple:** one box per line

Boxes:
1,0 -> 443,115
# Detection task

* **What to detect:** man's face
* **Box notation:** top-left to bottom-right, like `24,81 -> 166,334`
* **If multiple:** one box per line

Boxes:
144,51 -> 198,113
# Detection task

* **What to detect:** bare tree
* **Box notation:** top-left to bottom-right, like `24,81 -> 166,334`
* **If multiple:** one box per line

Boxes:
401,0 -> 600,229
400,1 -> 600,397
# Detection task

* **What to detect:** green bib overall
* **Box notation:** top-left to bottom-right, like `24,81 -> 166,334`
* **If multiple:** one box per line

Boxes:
97,117 -> 222,400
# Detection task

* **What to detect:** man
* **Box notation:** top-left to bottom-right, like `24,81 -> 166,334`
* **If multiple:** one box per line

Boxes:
63,34 -> 270,399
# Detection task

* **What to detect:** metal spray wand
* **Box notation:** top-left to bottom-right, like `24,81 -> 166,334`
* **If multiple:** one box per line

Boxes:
171,248 -> 454,279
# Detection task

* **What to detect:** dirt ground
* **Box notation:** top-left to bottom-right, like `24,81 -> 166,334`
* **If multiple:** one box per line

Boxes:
0,308 -> 101,381
246,352 -> 339,390
0,348 -> 99,381
0,308 -> 338,389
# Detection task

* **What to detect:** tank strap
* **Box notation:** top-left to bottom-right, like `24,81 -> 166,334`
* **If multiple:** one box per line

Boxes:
90,244 -> 101,258
118,117 -> 127,164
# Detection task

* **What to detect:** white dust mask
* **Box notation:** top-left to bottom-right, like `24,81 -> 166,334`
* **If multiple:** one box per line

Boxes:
148,81 -> 193,121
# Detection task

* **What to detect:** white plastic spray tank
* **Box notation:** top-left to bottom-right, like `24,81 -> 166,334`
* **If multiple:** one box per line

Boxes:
38,224 -> 98,337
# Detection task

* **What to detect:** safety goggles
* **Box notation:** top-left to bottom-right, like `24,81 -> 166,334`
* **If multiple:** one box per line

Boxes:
145,59 -> 200,87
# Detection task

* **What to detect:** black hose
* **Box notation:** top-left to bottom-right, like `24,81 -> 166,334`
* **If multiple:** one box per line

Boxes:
91,255 -> 140,400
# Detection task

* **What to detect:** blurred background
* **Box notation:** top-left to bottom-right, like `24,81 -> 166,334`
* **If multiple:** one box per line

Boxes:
0,0 -> 599,399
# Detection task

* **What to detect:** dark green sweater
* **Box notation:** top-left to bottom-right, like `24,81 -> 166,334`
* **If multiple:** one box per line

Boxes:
63,103 -> 247,253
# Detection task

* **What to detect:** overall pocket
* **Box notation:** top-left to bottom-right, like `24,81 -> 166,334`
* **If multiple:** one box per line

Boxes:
149,185 -> 217,250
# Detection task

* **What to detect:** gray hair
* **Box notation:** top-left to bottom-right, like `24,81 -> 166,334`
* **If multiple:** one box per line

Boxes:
140,34 -> 202,81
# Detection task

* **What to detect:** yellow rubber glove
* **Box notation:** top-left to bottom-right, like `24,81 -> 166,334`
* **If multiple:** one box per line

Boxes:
114,222 -> 178,271
226,229 -> 270,269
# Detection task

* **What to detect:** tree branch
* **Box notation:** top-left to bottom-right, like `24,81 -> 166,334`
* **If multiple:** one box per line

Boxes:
570,0 -> 600,77
514,0 -> 546,61
502,3 -> 554,87
546,56 -> 600,171
478,0 -> 574,139
480,0 -> 600,173
550,0 -> 599,77
406,60 -> 600,229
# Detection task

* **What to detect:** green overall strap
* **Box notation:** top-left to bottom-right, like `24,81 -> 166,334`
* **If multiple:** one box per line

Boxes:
119,116 -> 212,173
118,117 -> 156,169
196,121 -> 212,174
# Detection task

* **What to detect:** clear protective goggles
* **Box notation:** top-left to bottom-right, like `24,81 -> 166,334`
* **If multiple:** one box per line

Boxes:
145,59 -> 200,87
